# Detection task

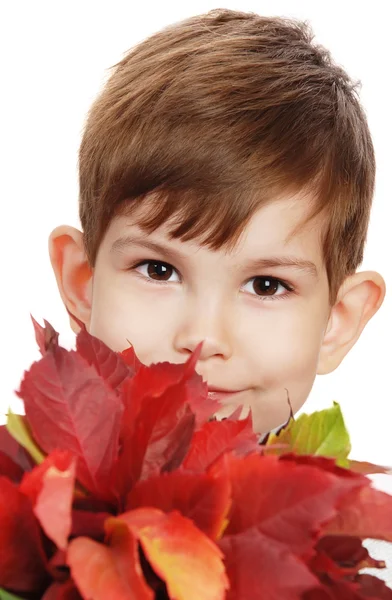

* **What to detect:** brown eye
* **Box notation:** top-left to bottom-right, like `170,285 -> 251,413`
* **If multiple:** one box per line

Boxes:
134,260 -> 180,283
252,277 -> 280,296
146,261 -> 173,281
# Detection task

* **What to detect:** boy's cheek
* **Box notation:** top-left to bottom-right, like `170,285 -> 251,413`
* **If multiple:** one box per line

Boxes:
248,368 -> 318,434
88,286 -> 178,358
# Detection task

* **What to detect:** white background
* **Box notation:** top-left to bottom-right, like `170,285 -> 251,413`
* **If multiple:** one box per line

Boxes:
0,1 -> 391,471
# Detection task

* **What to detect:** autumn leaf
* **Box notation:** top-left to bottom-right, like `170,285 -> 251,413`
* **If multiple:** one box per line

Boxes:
31,315 -> 59,355
126,469 -> 231,540
15,342 -> 123,501
220,527 -> 320,600
265,402 -> 351,467
119,343 -> 142,374
114,357 -> 206,495
120,346 -> 216,429
6,409 -> 45,465
0,424 -> 33,474
182,413 -> 259,473
208,452 -> 368,599
0,590 -> 25,600
20,450 -> 76,549
310,535 -> 387,576
303,575 -> 392,599
76,327 -> 137,392
70,509 -> 110,540
215,453 -> 364,548
112,508 -> 229,600
347,459 -> 391,475
0,476 -> 49,592
304,565 -> 392,599
322,484 -> 392,542
67,524 -> 154,600
114,383 -> 195,498
41,580 -> 83,600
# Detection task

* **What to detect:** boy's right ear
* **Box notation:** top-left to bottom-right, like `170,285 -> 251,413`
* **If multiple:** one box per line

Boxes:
48,225 -> 93,334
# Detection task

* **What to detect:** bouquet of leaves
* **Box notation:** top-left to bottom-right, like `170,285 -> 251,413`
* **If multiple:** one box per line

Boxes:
0,317 -> 391,600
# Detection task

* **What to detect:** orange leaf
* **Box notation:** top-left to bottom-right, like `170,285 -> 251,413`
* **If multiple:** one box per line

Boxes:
20,450 -> 76,550
113,507 -> 229,600
67,524 -> 153,600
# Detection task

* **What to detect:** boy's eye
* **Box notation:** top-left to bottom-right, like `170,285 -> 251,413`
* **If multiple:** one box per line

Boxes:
242,277 -> 293,299
134,260 -> 180,282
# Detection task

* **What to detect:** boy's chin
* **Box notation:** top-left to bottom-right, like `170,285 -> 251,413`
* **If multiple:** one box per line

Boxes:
213,403 -> 251,421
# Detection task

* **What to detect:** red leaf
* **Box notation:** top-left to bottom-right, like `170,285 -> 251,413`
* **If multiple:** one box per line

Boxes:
354,574 -> 392,599
313,535 -> 386,573
0,476 -> 49,592
119,344 -> 142,374
348,459 -> 391,475
42,580 -> 83,600
67,524 -> 154,599
132,393 -> 194,481
121,349 -> 216,428
126,469 -> 231,540
0,450 -> 24,482
114,349 -> 216,498
114,508 -> 229,600
209,453 -> 375,600
280,453 -> 368,481
0,423 -> 34,473
114,374 -> 198,496
20,450 -> 76,549
31,315 -> 59,355
124,386 -> 195,486
71,509 -> 110,540
159,407 -> 196,474
322,485 -> 392,541
183,413 -> 259,472
219,527 -> 320,600
304,573 -> 392,599
303,537 -> 391,599
15,344 -> 123,501
212,453 -> 365,555
76,327 -> 137,391
47,548 -> 69,582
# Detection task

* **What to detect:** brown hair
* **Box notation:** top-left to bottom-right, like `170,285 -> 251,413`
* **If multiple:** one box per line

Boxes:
78,8 -> 375,305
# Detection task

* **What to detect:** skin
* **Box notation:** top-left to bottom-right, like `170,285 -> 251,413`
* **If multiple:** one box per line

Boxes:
49,193 -> 386,435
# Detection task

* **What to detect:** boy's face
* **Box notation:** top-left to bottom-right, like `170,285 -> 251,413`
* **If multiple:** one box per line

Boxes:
84,194 -> 333,434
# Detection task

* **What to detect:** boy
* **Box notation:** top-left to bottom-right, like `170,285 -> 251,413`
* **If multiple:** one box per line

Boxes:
48,8 -> 385,437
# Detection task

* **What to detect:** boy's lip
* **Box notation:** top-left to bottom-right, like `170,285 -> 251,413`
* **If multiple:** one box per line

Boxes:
208,386 -> 241,393
207,387 -> 247,401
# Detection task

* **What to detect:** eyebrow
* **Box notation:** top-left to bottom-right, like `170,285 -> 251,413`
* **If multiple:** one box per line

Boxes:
244,256 -> 319,279
110,235 -> 188,264
110,235 -> 319,279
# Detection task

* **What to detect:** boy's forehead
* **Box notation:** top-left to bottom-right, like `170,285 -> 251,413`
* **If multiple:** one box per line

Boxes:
110,191 -> 323,257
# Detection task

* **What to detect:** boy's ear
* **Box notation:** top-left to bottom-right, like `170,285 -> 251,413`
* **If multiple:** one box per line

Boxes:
48,225 -> 93,334
317,271 -> 386,375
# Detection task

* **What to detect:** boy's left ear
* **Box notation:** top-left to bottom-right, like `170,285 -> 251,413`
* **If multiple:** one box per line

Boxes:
317,271 -> 386,375
48,225 -> 94,334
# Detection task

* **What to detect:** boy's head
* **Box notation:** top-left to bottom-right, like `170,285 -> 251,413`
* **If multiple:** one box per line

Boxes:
49,9 -> 385,434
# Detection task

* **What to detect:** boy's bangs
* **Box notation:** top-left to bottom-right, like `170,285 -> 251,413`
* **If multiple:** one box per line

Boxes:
116,186 -> 278,251
116,179 -> 322,253
107,115 -> 331,253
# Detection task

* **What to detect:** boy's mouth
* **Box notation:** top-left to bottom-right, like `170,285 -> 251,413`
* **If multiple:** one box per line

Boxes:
207,387 -> 247,402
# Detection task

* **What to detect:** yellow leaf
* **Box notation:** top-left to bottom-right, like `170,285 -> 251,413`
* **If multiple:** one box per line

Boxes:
6,408 -> 45,464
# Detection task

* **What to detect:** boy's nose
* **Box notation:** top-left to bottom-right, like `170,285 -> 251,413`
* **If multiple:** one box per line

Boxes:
173,307 -> 233,361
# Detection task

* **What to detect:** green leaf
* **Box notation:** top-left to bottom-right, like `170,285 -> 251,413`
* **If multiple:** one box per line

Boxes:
0,589 -> 25,600
265,402 -> 351,467
6,408 -> 45,464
